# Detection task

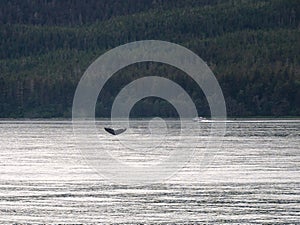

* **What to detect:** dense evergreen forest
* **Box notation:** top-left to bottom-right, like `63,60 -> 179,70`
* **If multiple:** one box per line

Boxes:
0,0 -> 299,118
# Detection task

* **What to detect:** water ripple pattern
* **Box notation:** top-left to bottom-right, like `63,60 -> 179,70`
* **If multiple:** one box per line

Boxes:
0,119 -> 299,224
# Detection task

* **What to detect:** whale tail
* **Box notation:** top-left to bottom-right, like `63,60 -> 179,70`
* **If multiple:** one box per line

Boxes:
104,127 -> 126,135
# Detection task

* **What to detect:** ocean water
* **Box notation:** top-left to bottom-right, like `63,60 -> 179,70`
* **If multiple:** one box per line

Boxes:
0,119 -> 299,224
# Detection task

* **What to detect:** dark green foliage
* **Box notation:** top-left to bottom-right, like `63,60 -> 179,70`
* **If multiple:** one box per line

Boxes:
0,0 -> 299,117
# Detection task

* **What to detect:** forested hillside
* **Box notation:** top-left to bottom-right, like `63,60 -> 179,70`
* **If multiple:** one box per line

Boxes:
0,0 -> 299,118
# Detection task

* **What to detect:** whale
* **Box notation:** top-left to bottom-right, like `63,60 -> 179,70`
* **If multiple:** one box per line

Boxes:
104,127 -> 126,135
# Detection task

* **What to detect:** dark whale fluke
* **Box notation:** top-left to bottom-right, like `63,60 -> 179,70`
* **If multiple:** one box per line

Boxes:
104,127 -> 126,135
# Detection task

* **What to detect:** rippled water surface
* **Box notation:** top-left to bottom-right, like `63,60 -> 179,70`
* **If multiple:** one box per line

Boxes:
0,119 -> 299,224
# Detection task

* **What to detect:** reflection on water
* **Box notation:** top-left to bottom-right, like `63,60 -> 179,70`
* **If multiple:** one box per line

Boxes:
0,119 -> 299,224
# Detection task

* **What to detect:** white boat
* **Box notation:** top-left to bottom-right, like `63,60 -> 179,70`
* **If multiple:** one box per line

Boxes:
193,117 -> 209,122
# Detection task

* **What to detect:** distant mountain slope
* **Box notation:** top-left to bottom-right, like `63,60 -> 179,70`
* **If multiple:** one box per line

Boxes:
0,0 -> 299,117
0,0 -> 225,26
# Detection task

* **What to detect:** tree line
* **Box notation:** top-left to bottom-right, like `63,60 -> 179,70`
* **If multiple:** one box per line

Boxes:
0,0 -> 299,117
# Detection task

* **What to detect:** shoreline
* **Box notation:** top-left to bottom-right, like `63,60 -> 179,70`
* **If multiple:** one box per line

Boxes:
0,117 -> 300,121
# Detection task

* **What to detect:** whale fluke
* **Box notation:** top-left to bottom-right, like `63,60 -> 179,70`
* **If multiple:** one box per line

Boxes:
104,127 -> 126,135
